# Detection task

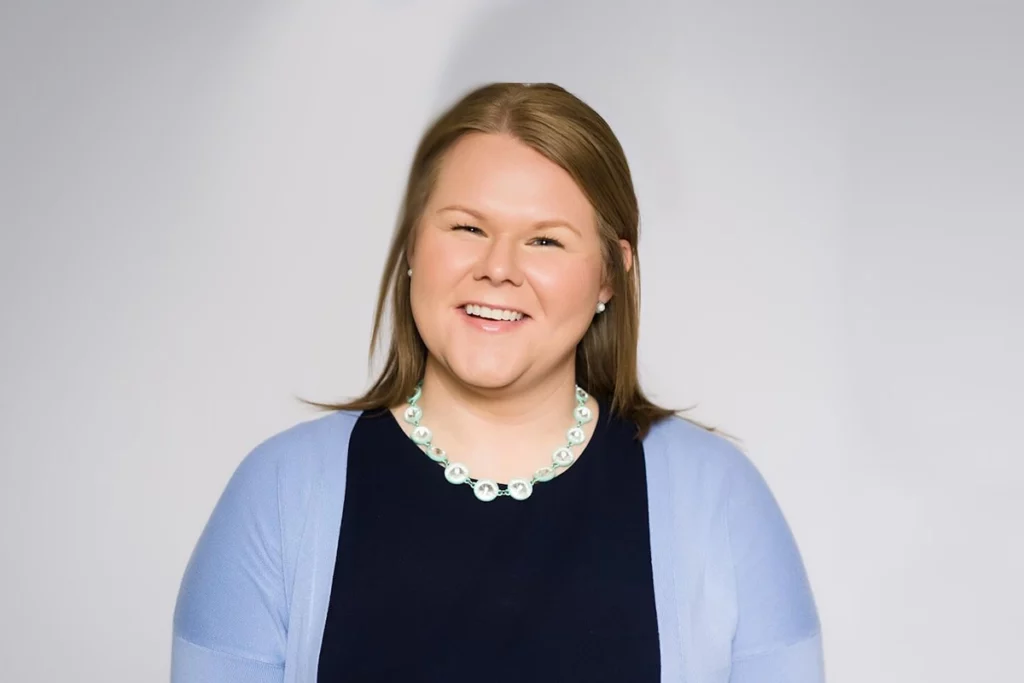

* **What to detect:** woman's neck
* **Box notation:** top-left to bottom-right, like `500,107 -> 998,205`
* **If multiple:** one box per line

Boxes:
399,357 -> 592,480
419,359 -> 578,430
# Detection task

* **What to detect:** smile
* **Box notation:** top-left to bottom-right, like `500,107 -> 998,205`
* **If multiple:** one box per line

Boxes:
462,303 -> 526,322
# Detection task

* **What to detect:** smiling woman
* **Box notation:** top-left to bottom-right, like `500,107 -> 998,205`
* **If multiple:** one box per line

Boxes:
330,83 -> 665,442
171,83 -> 824,683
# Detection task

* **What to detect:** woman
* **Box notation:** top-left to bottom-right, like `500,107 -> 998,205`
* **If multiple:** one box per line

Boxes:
172,82 -> 823,682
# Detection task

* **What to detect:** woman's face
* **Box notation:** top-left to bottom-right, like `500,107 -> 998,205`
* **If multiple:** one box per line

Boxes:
409,132 -> 626,392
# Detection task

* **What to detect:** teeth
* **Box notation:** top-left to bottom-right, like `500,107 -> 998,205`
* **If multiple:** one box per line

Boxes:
465,304 -> 524,321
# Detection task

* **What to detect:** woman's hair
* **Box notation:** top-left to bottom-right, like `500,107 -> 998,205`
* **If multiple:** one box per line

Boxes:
308,82 -> 710,439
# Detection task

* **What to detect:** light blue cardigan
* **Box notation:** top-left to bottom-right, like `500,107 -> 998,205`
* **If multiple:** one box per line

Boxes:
172,409 -> 824,682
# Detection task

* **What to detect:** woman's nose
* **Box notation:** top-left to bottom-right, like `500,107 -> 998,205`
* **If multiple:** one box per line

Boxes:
474,236 -> 524,286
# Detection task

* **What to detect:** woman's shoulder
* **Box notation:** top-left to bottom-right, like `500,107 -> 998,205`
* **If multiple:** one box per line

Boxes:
235,409 -> 362,480
217,409 -> 362,513
643,413 -> 751,479
642,413 -> 782,516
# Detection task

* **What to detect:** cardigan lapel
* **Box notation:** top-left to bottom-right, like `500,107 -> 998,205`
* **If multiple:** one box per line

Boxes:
644,421 -> 686,682
284,411 -> 356,683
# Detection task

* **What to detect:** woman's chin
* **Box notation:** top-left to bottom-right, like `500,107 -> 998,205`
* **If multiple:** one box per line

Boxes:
445,359 -> 525,391
453,370 -> 521,391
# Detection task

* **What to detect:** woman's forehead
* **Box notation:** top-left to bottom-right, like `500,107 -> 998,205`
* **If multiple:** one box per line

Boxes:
427,133 -> 595,229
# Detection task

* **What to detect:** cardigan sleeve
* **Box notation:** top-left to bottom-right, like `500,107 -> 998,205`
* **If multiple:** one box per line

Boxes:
171,440 -> 288,682
725,452 -> 825,682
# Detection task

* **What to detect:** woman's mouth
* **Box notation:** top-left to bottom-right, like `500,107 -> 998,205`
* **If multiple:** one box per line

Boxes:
458,303 -> 529,332
462,303 -> 526,322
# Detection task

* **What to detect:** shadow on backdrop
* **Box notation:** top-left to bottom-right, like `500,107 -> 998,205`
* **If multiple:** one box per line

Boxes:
429,0 -> 689,222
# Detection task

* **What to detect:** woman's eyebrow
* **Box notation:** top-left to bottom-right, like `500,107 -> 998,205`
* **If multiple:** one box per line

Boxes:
436,204 -> 580,235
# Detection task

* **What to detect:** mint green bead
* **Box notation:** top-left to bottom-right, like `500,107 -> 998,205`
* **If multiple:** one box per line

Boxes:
566,427 -> 585,445
534,467 -> 555,482
410,425 -> 432,445
403,405 -> 422,424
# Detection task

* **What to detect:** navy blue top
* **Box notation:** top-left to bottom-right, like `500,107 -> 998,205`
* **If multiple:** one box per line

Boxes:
317,401 -> 660,682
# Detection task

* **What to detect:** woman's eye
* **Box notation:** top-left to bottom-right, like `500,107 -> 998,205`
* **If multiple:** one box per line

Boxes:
531,236 -> 564,248
452,223 -> 482,234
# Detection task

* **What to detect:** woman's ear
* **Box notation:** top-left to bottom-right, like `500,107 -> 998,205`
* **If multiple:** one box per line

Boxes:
619,238 -> 633,274
599,239 -> 633,302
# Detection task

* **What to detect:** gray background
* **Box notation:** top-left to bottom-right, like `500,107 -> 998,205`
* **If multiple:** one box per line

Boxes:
2,0 -> 1021,680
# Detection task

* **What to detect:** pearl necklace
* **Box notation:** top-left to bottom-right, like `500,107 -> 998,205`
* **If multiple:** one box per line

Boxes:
401,383 -> 594,502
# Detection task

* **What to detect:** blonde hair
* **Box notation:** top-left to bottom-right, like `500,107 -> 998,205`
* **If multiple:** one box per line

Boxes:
309,82 -> 711,439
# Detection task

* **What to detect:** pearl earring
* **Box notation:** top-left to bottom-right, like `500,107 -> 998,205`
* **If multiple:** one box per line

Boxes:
596,301 -> 606,313
407,268 -> 413,276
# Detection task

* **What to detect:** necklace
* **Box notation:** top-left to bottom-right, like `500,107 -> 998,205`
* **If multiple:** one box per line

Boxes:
401,383 -> 594,502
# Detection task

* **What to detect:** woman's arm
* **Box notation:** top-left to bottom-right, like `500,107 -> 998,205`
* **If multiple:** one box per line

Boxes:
171,441 -> 289,682
725,452 -> 825,682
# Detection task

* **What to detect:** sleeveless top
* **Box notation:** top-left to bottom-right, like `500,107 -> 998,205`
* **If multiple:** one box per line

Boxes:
317,401 -> 660,681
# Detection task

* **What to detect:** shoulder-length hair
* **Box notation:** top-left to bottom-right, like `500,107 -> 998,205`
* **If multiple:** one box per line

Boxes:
309,82 -> 710,439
